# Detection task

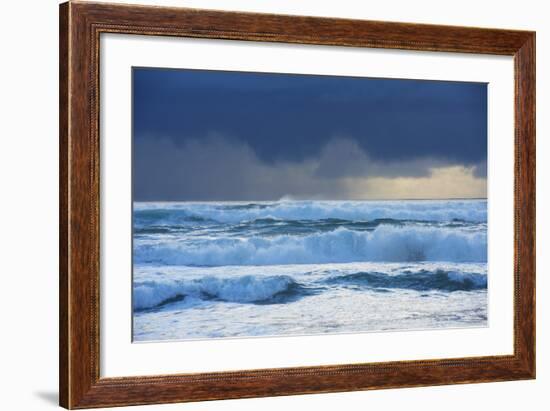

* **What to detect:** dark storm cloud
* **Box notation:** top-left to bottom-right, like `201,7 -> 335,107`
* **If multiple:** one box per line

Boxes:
133,67 -> 487,201
133,136 -> 350,201
312,138 -> 445,179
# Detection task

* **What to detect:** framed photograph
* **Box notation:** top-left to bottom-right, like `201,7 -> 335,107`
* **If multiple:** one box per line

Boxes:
59,1 -> 535,408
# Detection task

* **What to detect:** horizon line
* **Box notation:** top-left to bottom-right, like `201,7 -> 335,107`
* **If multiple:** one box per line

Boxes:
133,197 -> 488,203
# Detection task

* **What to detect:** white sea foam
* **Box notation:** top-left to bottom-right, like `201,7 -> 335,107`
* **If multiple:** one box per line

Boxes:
134,199 -> 487,224
133,281 -> 488,341
133,275 -> 298,310
133,264 -> 487,311
134,225 -> 487,266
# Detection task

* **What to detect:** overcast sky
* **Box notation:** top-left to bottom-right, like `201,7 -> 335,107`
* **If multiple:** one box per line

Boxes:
133,67 -> 487,201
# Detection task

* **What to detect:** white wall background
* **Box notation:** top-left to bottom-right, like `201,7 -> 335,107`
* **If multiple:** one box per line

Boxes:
0,0 -> 546,410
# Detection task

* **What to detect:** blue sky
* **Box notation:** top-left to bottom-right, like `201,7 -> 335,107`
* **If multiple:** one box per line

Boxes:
133,67 -> 487,201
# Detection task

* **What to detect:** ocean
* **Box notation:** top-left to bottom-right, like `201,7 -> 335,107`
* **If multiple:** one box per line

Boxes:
132,199 -> 488,342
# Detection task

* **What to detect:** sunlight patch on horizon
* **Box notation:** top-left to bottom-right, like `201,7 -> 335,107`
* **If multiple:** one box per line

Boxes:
345,166 -> 487,200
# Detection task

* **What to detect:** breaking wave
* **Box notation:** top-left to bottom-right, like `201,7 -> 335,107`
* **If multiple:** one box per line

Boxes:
134,199 -> 487,225
133,269 -> 487,311
134,225 -> 487,266
326,269 -> 487,291
133,275 -> 311,310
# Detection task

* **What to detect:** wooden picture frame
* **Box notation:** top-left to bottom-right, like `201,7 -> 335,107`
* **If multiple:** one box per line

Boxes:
59,1 -> 535,408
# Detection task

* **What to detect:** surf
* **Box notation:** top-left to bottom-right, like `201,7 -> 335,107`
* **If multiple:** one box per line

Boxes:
133,267 -> 487,311
134,224 -> 487,266
133,275 -> 313,311
134,199 -> 487,225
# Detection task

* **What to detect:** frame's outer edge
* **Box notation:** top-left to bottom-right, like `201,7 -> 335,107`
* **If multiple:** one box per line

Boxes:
72,0 -> 532,54
61,1 -> 99,408
59,1 -> 536,409
59,2 -> 70,408
514,34 -> 536,376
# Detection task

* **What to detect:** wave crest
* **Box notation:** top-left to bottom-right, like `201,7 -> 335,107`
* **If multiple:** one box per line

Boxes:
134,200 -> 487,224
133,275 -> 308,310
326,270 -> 487,291
133,268 -> 487,312
135,225 -> 487,266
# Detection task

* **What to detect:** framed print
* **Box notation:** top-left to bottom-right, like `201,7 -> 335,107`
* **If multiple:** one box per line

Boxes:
59,1 -> 535,409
